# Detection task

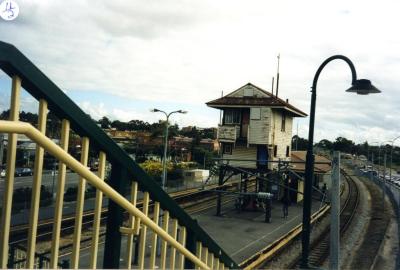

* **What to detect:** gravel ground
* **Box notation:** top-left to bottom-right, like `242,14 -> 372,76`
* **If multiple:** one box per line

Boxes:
340,169 -> 371,269
263,169 -> 396,270
347,177 -> 392,269
263,178 -> 349,269
372,213 -> 399,270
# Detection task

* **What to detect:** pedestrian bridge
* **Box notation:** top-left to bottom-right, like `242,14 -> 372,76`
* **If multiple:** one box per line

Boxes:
0,41 -> 238,269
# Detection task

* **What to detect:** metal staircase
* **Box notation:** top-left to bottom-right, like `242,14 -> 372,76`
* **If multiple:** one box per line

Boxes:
0,41 -> 239,269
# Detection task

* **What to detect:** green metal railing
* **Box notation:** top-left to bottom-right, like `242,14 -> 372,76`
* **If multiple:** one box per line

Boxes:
0,41 -> 239,269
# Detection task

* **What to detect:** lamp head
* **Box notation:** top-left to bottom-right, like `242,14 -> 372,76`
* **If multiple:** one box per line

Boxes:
178,110 -> 188,114
346,79 -> 381,95
150,108 -> 160,113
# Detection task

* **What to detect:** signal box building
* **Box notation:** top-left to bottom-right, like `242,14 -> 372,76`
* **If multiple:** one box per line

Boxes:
206,83 -> 307,171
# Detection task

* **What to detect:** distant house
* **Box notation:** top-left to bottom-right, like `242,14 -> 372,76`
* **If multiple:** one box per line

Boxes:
199,138 -> 219,152
290,151 -> 332,202
206,82 -> 307,171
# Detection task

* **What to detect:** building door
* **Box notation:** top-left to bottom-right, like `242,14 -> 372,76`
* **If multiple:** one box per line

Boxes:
257,145 -> 268,169
241,109 -> 250,138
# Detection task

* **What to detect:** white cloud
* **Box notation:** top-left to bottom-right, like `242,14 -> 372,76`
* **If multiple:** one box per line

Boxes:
79,101 -> 108,120
1,0 -> 400,143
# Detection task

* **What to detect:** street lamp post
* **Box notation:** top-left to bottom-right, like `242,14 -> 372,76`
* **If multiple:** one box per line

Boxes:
301,55 -> 381,268
150,108 -> 187,189
0,134 -> 4,170
151,108 -> 187,256
370,141 -> 381,178
390,135 -> 400,183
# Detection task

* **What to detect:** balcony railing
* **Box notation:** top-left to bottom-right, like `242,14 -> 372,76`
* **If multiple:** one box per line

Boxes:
217,125 -> 240,142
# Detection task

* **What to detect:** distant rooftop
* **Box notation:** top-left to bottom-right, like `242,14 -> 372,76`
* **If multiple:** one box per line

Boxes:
291,151 -> 331,174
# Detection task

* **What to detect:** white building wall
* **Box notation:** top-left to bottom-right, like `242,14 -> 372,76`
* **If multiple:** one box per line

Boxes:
271,110 -> 293,163
222,146 -> 257,168
248,107 -> 271,145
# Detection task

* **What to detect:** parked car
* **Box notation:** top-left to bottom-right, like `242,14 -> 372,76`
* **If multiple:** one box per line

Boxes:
14,168 -> 33,177
0,170 -> 5,177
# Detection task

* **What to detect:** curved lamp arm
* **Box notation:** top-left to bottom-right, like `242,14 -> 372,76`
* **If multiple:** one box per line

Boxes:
312,55 -> 357,91
307,55 -> 357,151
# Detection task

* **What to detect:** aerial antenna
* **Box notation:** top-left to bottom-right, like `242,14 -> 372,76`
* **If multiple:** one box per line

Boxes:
296,121 -> 299,150
271,77 -> 275,96
275,54 -> 280,97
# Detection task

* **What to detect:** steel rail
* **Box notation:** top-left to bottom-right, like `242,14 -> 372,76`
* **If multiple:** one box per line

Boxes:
9,180 -> 245,246
240,171 -> 351,269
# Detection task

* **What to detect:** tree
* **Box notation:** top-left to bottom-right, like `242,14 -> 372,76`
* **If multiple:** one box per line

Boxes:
333,137 -> 355,153
191,147 -> 218,169
316,139 -> 333,150
291,135 -> 308,151
99,116 -> 111,129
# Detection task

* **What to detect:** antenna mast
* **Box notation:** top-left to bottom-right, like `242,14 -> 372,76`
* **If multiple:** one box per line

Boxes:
296,121 -> 299,150
219,90 -> 223,125
276,54 -> 280,97
271,77 -> 275,96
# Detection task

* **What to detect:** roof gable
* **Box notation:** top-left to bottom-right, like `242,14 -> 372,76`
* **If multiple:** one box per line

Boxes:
206,83 -> 307,117
227,83 -> 271,98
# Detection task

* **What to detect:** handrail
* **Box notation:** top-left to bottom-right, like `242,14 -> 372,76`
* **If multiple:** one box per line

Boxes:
0,120 -> 210,270
0,41 -> 238,268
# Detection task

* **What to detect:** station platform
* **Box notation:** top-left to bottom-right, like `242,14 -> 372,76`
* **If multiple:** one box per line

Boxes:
57,196 -> 322,268
192,199 -> 322,264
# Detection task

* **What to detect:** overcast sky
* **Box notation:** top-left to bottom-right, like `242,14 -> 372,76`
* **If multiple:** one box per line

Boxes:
0,0 -> 399,144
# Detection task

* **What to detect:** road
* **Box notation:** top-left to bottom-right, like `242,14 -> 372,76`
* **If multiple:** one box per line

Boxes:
0,171 -> 81,193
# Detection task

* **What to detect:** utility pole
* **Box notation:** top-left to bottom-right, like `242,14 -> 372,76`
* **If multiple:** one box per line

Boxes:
382,153 -> 386,212
296,122 -> 299,151
330,151 -> 340,270
370,152 -> 374,181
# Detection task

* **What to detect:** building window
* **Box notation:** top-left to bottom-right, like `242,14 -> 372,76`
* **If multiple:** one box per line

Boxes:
286,146 -> 290,157
281,112 -> 286,132
223,143 -> 233,155
224,109 -> 241,124
274,145 -> 278,157
250,107 -> 261,120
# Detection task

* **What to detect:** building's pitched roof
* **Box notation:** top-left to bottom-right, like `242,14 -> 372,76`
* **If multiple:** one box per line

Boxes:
206,83 -> 307,117
290,151 -> 332,174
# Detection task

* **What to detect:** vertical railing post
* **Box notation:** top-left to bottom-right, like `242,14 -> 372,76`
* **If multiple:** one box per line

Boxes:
184,226 -> 197,269
329,151 -> 340,270
38,255 -> 44,269
50,119 -> 70,268
103,163 -> 129,268
61,259 -> 70,269
27,99 -> 48,268
0,76 -> 21,268
7,245 -> 15,269
133,235 -> 140,266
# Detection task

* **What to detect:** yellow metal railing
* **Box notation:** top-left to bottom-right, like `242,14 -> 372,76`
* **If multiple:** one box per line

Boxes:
0,119 -> 211,269
0,42 -> 236,269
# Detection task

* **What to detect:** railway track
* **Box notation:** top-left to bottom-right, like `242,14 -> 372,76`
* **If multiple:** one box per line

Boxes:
240,170 -> 359,270
289,169 -> 359,268
44,182 -> 257,261
9,179 -> 249,246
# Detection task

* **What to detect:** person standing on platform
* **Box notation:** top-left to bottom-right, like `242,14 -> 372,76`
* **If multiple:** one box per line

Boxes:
281,195 -> 290,218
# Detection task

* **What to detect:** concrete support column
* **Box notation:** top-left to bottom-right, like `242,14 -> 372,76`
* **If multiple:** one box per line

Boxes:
329,151 -> 340,270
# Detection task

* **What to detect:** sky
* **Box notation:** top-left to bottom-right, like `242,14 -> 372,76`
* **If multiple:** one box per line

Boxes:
0,0 -> 399,144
